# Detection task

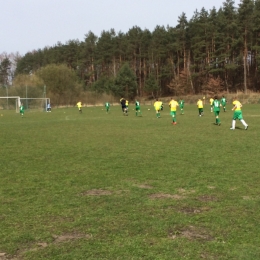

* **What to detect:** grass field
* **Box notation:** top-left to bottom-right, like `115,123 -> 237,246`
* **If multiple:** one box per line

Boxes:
1,103 -> 260,260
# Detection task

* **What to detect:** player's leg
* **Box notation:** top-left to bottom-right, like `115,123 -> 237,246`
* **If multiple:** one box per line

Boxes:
171,111 -> 177,124
238,112 -> 248,129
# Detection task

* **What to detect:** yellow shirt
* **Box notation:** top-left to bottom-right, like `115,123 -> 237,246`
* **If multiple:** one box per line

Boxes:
77,102 -> 82,108
210,98 -> 214,105
233,100 -> 242,111
126,100 -> 129,106
154,101 -> 161,111
197,100 -> 203,108
169,100 -> 178,111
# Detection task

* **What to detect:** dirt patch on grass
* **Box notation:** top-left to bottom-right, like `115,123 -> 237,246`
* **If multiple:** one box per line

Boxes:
177,188 -> 196,194
53,233 -> 92,243
149,193 -> 184,200
80,189 -> 112,196
137,184 -> 153,189
179,206 -> 211,214
197,195 -> 218,202
169,225 -> 214,241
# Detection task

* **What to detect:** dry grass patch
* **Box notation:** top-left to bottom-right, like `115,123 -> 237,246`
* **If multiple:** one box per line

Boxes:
136,184 -> 153,189
169,225 -> 214,241
80,189 -> 112,196
197,195 -> 218,202
149,193 -> 184,200
179,206 -> 211,215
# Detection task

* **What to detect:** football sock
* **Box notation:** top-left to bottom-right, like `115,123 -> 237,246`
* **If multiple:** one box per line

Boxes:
232,120 -> 236,129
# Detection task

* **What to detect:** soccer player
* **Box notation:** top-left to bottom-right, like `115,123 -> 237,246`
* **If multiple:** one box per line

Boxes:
169,97 -> 179,125
197,98 -> 204,116
20,103 -> 24,117
125,99 -> 129,114
135,100 -> 142,116
105,102 -> 110,113
160,102 -> 164,111
76,101 -> 82,113
210,97 -> 214,112
154,98 -> 161,118
47,103 -> 51,112
230,97 -> 249,130
120,98 -> 127,115
179,98 -> 185,114
221,95 -> 227,112
212,96 -> 221,126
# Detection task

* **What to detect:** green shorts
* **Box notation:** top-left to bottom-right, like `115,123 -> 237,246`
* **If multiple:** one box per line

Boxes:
170,111 -> 176,117
233,110 -> 243,120
214,111 -> 220,116
198,108 -> 203,113
136,106 -> 140,111
180,105 -> 184,109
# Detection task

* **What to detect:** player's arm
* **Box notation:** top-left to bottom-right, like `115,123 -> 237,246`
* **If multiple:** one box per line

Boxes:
231,104 -> 237,111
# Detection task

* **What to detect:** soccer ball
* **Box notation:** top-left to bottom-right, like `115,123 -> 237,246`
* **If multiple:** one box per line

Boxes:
148,108 -> 150,111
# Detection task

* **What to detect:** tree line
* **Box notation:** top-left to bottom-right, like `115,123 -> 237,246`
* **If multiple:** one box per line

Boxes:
1,0 -> 260,103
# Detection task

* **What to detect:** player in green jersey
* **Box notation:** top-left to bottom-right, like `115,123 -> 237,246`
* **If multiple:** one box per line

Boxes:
105,102 -> 110,113
221,95 -> 227,112
212,96 -> 221,126
178,98 -> 185,114
20,103 -> 24,117
135,100 -> 142,116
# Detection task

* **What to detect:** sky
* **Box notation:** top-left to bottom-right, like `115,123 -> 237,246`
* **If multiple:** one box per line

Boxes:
1,0 -> 239,56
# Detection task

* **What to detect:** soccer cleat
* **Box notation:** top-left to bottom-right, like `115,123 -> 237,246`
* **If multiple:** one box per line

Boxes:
245,125 -> 249,130
230,127 -> 234,130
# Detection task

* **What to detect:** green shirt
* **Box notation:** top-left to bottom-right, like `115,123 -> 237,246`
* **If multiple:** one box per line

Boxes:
105,102 -> 110,108
179,100 -> 184,106
221,97 -> 226,104
135,101 -> 140,107
213,100 -> 221,112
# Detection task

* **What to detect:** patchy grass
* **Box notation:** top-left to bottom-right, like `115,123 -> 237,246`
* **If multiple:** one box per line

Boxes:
0,103 -> 260,259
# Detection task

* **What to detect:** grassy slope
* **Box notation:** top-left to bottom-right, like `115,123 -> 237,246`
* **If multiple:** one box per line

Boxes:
0,104 -> 260,259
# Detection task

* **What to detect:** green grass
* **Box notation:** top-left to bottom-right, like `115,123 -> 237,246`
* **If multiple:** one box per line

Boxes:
1,104 -> 260,260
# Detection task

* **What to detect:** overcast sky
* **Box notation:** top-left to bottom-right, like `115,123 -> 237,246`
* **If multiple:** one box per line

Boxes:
1,0 -> 239,55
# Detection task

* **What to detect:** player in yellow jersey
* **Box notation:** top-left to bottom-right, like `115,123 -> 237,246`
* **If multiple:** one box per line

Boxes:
210,97 -> 214,112
230,97 -> 248,130
76,101 -> 82,113
154,98 -> 162,118
169,97 -> 179,125
197,98 -> 204,116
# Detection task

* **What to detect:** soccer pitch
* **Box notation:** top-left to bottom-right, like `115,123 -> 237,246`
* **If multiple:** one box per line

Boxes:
1,104 -> 260,259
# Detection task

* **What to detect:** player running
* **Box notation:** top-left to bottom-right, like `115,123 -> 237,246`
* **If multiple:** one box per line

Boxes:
197,98 -> 204,117
230,97 -> 249,130
20,103 -> 24,117
169,97 -> 179,125
212,96 -> 221,126
221,95 -> 227,112
76,101 -> 82,113
210,97 -> 214,112
154,98 -> 162,118
120,98 -> 128,115
179,98 -> 185,114
135,100 -> 142,116
105,102 -> 110,113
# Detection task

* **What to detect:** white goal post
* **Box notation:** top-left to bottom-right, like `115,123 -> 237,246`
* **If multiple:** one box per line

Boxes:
20,98 -> 51,112
0,96 -> 21,113
0,96 -> 51,113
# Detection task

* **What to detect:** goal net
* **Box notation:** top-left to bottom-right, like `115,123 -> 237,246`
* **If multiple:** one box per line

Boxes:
20,98 -> 50,112
0,97 -> 50,113
0,96 -> 21,113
